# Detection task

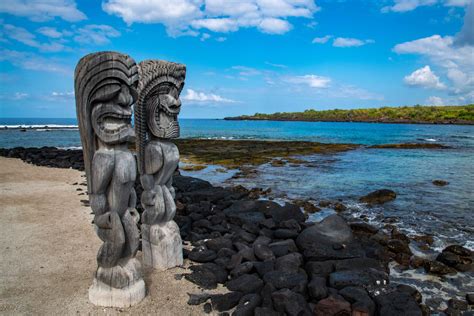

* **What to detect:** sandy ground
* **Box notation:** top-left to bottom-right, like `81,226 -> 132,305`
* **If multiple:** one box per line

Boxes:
0,157 -> 222,315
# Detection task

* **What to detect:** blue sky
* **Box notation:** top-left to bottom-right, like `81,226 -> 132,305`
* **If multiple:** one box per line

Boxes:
0,0 -> 473,118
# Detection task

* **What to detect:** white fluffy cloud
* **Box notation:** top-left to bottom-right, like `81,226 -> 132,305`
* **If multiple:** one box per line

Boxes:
182,89 -> 237,103
283,74 -> 383,100
284,74 -> 331,88
1,23 -> 121,52
394,33 -> 474,101
425,96 -> 445,105
1,24 -> 66,52
0,49 -> 72,74
312,35 -> 331,44
102,0 -> 320,36
0,0 -> 86,22
404,66 -> 446,89
74,25 -> 121,45
333,37 -> 374,47
382,0 -> 470,13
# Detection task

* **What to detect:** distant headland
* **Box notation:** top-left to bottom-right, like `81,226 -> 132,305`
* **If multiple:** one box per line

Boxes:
224,104 -> 474,125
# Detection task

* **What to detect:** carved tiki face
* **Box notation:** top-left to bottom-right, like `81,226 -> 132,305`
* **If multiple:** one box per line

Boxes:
90,81 -> 137,144
137,60 -> 186,139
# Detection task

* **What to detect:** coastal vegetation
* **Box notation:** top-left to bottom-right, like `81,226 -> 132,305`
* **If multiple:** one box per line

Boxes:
225,104 -> 474,124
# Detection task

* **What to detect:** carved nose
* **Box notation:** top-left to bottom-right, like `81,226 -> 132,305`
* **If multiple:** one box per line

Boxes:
117,85 -> 132,107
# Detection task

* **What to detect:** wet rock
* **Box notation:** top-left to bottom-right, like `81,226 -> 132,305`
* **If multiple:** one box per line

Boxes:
313,295 -> 351,316
269,203 -> 305,223
211,291 -> 243,311
375,290 -> 422,316
269,239 -> 298,257
333,202 -> 347,212
396,284 -> 422,304
350,222 -> 379,235
424,260 -> 457,275
206,237 -> 233,252
432,180 -> 449,186
466,293 -> 474,305
275,253 -> 303,272
410,256 -> 427,269
226,274 -> 264,294
387,239 -> 412,255
254,243 -> 276,261
328,269 -> 388,290
272,288 -> 312,316
437,245 -> 473,272
333,258 -> 385,272
359,189 -> 396,204
307,276 -> 328,301
448,298 -> 468,311
188,248 -> 217,263
339,286 -> 375,316
263,270 -> 308,291
233,294 -> 262,316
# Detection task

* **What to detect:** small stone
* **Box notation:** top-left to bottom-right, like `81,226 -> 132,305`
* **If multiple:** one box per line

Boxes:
359,189 -> 396,204
233,294 -> 262,316
211,292 -> 243,311
188,248 -> 217,263
466,293 -> 474,305
206,237 -> 233,252
203,302 -> 212,313
432,180 -> 449,186
230,262 -> 254,278
307,277 -> 328,301
269,239 -> 298,257
273,229 -> 299,239
275,253 -> 303,272
263,271 -> 307,290
272,288 -> 311,316
254,243 -> 276,261
424,260 -> 457,275
226,274 -> 264,294
187,293 -> 212,305
313,295 -> 351,316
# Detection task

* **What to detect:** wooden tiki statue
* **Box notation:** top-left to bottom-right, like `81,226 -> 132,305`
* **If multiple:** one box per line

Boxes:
75,51 -> 145,307
136,59 -> 186,270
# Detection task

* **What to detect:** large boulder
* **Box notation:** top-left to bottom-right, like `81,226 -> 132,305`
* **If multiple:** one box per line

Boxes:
359,189 -> 396,204
223,200 -> 266,225
374,290 -> 422,316
296,215 -> 364,261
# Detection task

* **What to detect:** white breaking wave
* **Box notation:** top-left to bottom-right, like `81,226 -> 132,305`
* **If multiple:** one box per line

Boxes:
1,125 -> 78,130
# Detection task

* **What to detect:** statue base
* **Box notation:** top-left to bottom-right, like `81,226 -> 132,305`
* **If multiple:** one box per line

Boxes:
142,221 -> 183,270
89,257 -> 146,307
89,278 -> 145,307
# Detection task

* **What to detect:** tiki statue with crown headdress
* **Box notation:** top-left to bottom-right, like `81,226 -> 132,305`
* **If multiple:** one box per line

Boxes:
75,51 -> 145,307
136,59 -> 185,270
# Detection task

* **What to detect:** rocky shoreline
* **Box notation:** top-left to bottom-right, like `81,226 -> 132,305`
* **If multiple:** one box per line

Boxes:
1,146 -> 472,315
